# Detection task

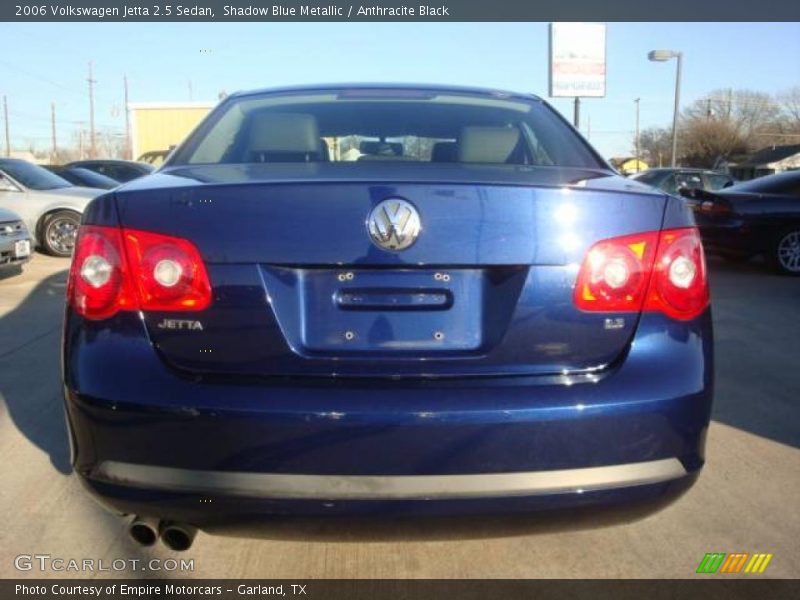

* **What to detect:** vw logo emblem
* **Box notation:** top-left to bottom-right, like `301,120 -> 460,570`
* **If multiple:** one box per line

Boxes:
367,198 -> 421,251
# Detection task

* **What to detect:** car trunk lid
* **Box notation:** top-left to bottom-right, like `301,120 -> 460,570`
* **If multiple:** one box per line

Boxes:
114,165 -> 666,378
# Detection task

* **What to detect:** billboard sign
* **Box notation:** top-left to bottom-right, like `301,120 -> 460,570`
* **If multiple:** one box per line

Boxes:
549,22 -> 607,98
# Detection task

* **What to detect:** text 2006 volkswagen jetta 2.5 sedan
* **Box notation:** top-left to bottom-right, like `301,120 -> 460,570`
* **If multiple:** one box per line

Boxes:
63,85 -> 713,551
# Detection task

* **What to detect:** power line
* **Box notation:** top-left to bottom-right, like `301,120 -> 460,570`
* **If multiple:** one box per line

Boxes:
0,58 -> 89,98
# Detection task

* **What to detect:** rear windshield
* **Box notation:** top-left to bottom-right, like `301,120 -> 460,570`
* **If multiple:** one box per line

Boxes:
0,159 -> 72,191
169,89 -> 603,169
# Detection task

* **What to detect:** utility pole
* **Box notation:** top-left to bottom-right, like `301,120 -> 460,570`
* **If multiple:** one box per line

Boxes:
2,95 -> 9,157
634,98 -> 641,171
573,97 -> 580,129
87,61 -> 96,158
51,102 -> 57,161
79,130 -> 84,160
124,75 -> 131,160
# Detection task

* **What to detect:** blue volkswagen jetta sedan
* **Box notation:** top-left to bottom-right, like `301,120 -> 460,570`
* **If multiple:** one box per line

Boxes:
62,85 -> 713,551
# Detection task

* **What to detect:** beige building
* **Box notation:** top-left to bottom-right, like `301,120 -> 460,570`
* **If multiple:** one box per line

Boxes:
128,102 -> 215,163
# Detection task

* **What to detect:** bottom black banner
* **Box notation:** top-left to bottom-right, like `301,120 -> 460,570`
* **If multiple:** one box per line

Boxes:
3,579 -> 799,600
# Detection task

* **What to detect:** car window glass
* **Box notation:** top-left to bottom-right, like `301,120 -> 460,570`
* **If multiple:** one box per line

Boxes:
172,91 -> 602,169
0,161 -> 72,190
662,174 -> 679,195
675,172 -> 703,190
705,174 -> 731,190
0,173 -> 21,191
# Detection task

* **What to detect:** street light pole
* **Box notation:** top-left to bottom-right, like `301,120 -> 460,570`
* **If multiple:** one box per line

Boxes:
670,52 -> 682,168
634,98 -> 640,171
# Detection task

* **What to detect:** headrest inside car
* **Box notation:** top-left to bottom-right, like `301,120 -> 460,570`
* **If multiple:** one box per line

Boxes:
247,112 -> 320,155
458,127 -> 521,163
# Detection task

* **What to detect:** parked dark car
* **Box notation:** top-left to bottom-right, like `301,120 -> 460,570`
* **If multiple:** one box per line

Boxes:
0,206 -> 32,274
630,168 -> 734,195
45,166 -> 120,190
683,170 -> 800,275
63,84 -> 713,551
65,159 -> 154,183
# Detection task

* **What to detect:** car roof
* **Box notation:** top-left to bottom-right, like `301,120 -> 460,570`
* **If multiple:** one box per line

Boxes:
229,83 -> 543,103
727,169 -> 800,192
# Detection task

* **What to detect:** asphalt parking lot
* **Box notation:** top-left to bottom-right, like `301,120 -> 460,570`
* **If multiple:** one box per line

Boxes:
0,254 -> 798,579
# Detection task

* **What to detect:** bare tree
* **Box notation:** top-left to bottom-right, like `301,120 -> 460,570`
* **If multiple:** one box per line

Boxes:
636,127 -> 673,167
635,88 -> 800,168
777,86 -> 800,124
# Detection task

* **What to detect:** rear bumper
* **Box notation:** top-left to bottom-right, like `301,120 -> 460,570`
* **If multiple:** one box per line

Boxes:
92,457 -> 687,500
63,310 -> 713,522
0,234 -> 32,269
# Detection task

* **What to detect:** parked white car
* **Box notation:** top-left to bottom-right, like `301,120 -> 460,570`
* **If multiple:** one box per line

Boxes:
0,159 -> 103,256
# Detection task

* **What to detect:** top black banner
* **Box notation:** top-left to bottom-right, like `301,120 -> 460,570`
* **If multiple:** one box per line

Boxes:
4,0 -> 800,22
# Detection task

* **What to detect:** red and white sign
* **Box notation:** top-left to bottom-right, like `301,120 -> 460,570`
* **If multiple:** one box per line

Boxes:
549,23 -> 607,98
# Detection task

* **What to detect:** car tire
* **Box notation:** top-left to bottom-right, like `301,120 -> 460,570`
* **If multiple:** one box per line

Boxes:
770,228 -> 800,276
41,210 -> 81,257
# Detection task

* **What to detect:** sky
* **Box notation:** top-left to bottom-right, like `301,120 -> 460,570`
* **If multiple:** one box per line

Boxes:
1,22 -> 798,158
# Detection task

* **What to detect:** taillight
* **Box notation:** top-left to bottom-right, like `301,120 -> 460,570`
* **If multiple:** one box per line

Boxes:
122,229 -> 211,311
574,231 -> 659,313
643,228 -> 709,320
574,228 -> 708,321
699,199 -> 732,216
67,226 -> 136,320
68,226 -> 211,320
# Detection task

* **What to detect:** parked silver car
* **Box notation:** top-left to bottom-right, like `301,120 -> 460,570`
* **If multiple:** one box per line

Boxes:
0,206 -> 32,274
0,159 -> 103,256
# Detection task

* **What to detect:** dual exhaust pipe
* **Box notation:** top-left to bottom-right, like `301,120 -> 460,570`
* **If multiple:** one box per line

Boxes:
128,517 -> 197,552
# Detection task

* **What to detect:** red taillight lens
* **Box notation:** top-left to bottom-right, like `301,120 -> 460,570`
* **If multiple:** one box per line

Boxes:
67,226 -> 136,320
644,228 -> 709,320
574,228 -> 708,321
574,231 -> 659,313
68,226 -> 211,320
699,199 -> 732,216
122,230 -> 211,311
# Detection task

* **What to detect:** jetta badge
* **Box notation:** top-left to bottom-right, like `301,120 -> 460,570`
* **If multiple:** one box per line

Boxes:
367,198 -> 421,251
157,318 -> 204,331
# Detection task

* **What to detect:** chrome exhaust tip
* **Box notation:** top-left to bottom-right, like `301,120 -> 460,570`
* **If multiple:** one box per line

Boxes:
160,521 -> 197,552
128,516 -> 159,547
